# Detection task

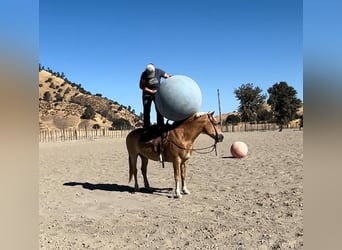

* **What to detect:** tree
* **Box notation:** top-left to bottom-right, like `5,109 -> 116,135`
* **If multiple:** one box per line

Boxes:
81,105 -> 96,119
111,118 -> 132,130
256,109 -> 273,123
267,82 -> 302,131
43,91 -> 52,102
299,115 -> 303,130
55,93 -> 63,102
92,124 -> 100,129
225,114 -> 240,125
234,83 -> 266,128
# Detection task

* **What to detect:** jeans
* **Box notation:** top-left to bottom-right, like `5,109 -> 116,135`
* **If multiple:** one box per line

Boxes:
142,93 -> 164,128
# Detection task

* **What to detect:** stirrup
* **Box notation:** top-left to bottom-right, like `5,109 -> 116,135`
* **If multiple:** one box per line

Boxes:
159,153 -> 165,168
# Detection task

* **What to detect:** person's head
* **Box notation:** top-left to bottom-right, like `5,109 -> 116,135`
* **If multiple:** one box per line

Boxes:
145,63 -> 155,78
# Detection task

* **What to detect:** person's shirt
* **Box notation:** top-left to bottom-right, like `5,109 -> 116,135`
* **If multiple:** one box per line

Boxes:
140,68 -> 166,92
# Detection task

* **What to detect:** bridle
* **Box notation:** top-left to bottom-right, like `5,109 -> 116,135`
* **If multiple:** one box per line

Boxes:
168,112 -> 220,155
207,112 -> 220,144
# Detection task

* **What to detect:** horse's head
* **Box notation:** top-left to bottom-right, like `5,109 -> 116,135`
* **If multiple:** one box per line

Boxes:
195,111 -> 224,143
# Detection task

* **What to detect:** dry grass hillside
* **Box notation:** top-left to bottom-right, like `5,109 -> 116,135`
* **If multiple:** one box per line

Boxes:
39,70 -> 142,130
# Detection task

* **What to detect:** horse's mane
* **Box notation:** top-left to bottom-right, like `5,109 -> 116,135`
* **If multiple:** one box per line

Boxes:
166,112 -> 207,129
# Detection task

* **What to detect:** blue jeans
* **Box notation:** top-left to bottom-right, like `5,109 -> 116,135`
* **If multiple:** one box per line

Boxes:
142,93 -> 164,128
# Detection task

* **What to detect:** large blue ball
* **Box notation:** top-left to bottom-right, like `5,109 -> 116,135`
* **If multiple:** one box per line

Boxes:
155,75 -> 202,121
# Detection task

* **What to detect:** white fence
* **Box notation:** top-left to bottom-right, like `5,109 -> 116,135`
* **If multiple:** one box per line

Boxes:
39,128 -> 131,142
39,123 -> 301,142
220,123 -> 278,132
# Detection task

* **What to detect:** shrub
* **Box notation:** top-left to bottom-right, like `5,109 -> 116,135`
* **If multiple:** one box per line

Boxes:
81,105 -> 96,119
43,91 -> 52,102
92,124 -> 100,129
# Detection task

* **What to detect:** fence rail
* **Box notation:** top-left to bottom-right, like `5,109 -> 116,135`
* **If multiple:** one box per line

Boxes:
39,123 -> 300,142
39,128 -> 131,142
220,123 -> 278,132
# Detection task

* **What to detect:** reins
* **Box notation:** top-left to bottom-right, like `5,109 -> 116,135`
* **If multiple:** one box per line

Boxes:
168,140 -> 218,155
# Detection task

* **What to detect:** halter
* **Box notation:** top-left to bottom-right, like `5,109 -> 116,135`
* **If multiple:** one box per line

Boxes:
168,112 -> 220,156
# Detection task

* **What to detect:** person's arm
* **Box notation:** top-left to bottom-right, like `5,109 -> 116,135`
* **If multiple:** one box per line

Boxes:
140,79 -> 157,94
163,72 -> 171,78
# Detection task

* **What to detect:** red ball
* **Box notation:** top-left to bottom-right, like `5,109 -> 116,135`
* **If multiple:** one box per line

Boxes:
230,141 -> 248,158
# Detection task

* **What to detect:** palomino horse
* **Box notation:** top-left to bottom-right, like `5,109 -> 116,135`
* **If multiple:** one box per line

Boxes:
126,111 -> 224,198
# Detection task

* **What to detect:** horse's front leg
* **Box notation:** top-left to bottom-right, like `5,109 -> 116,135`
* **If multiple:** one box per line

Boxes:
173,160 -> 182,198
181,162 -> 190,195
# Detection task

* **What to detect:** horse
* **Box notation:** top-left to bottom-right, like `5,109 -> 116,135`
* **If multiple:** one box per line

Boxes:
125,111 -> 224,198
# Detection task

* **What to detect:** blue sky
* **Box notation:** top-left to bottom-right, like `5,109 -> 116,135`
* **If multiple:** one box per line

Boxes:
40,0 -> 302,121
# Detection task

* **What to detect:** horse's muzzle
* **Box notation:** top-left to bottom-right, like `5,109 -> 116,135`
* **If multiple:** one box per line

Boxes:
216,133 -> 224,143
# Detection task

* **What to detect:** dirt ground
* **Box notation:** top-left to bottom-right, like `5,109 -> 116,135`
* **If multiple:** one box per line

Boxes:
39,129 -> 303,249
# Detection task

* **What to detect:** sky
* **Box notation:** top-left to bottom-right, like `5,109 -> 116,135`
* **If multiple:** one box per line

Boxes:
39,0 -> 302,122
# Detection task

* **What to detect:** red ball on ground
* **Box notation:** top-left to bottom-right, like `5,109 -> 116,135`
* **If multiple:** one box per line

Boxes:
230,141 -> 248,158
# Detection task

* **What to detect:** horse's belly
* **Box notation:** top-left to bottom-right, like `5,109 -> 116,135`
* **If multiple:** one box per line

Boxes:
140,148 -> 160,161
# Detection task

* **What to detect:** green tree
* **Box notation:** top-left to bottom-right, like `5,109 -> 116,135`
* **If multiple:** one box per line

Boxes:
111,118 -> 132,130
267,82 -> 302,131
256,109 -> 273,123
299,115 -> 303,130
55,93 -> 63,102
92,124 -> 100,129
43,91 -> 52,102
81,105 -> 96,119
225,114 -> 240,125
234,83 -> 266,128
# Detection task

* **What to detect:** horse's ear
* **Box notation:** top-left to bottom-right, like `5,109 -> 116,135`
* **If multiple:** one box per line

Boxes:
209,111 -> 215,115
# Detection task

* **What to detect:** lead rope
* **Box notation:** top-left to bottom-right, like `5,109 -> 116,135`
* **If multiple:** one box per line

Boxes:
169,140 -> 218,155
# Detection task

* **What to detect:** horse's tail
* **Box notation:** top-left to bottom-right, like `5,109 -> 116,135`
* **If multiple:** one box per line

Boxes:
128,155 -> 134,183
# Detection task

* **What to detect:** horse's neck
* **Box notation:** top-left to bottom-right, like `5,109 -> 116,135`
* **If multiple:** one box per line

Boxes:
171,120 -> 202,143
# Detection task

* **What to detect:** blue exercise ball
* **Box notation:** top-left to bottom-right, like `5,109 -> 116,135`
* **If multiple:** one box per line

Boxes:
155,75 -> 202,121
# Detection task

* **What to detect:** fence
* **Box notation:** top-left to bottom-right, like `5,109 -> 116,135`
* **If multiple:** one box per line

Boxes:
39,128 -> 131,142
220,122 -> 297,132
39,122 -> 300,142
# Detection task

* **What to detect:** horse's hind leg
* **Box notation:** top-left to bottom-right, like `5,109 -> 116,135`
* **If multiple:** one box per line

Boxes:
129,155 -> 139,192
141,156 -> 151,191
181,162 -> 191,195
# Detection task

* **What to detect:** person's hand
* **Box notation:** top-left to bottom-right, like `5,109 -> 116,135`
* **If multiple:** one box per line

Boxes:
151,89 -> 157,94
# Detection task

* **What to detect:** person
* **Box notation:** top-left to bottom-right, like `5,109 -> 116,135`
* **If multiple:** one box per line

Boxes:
139,63 -> 171,128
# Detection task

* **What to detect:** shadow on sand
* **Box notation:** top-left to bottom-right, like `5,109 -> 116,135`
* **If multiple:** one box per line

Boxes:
63,181 -> 172,195
221,156 -> 237,159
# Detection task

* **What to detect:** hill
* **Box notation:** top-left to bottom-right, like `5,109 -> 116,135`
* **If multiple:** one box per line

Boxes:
39,69 -> 142,130
39,68 -> 303,130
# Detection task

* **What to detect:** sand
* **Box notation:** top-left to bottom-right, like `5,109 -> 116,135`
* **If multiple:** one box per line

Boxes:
39,129 -> 303,249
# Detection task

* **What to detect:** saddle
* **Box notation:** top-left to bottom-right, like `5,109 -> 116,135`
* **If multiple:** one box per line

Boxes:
139,125 -> 171,167
139,125 -> 168,150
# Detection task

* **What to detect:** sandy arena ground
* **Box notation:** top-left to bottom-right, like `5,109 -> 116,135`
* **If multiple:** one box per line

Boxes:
39,129 -> 303,249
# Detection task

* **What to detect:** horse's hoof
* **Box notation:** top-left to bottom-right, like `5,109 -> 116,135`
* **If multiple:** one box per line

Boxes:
174,193 -> 182,199
182,188 -> 191,195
